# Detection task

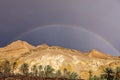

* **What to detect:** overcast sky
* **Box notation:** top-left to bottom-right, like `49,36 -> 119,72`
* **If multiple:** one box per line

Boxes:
0,0 -> 120,56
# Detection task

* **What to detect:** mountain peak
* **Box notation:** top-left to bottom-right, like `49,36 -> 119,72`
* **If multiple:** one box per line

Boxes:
0,40 -> 35,51
88,49 -> 111,59
10,40 -> 26,45
37,44 -> 49,48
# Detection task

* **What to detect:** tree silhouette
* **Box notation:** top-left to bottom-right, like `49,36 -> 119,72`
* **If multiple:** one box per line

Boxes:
12,62 -> 17,75
89,70 -> 93,80
38,65 -> 42,77
20,63 -> 29,76
56,70 -> 62,78
32,65 -> 38,77
63,68 -> 67,78
70,72 -> 78,79
3,60 -> 11,76
40,71 -> 45,78
0,65 -> 3,72
105,67 -> 114,80
115,67 -> 120,80
44,65 -> 54,78
67,71 -> 71,79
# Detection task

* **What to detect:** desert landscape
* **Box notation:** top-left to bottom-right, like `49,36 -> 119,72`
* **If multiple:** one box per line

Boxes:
0,40 -> 120,80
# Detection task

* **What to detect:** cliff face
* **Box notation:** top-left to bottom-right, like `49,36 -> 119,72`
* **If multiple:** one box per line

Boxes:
0,40 -> 120,79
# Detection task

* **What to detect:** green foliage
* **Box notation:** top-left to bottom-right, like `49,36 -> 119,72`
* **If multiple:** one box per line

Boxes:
63,68 -> 78,79
115,67 -> 120,80
20,63 -> 29,76
70,72 -> 78,79
32,65 -> 38,76
38,65 -> 43,77
89,70 -> 93,80
92,76 -> 99,80
3,60 -> 11,75
0,65 -> 3,72
49,73 -> 56,78
63,68 -> 68,78
44,65 -> 54,77
105,67 -> 113,73
116,67 -> 120,73
39,71 -> 45,78
104,67 -> 114,80
56,70 -> 62,78
38,65 -> 42,71
64,68 -> 67,73
100,74 -> 107,80
1,60 -> 120,80
12,62 -> 17,74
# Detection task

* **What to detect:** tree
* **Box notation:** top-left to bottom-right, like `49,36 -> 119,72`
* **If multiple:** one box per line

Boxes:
32,65 -> 38,77
63,68 -> 67,78
0,65 -> 3,72
12,62 -> 17,75
115,67 -> 120,80
38,65 -> 43,77
44,65 -> 54,78
40,71 -> 45,78
92,75 -> 99,80
116,67 -> 120,72
100,74 -> 107,80
20,63 -> 29,76
56,70 -> 62,78
89,70 -> 93,80
105,67 -> 114,80
67,71 -> 71,79
70,72 -> 78,79
3,60 -> 11,76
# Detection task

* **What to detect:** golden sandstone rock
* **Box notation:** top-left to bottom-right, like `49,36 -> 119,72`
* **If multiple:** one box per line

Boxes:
0,40 -> 119,79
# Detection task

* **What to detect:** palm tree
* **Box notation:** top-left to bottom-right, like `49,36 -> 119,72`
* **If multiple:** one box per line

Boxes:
0,65 -> 3,72
70,72 -> 78,80
67,71 -> 71,79
20,63 -> 29,76
40,71 -> 45,78
12,62 -> 17,75
63,68 -> 67,78
92,75 -> 99,80
38,65 -> 43,77
56,70 -> 62,78
105,67 -> 114,80
44,65 -> 54,78
115,67 -> 120,80
3,60 -> 11,76
100,74 -> 106,80
89,70 -> 93,80
32,65 -> 38,77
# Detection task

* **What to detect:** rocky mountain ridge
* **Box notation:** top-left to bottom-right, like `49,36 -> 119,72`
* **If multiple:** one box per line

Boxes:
0,40 -> 120,79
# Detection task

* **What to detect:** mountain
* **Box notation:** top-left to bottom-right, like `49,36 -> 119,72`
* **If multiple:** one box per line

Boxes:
0,40 -> 35,51
0,40 -> 35,62
0,40 -> 120,79
87,49 -> 112,59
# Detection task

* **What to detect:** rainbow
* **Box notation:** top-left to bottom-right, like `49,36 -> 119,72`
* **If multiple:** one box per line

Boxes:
12,24 -> 120,56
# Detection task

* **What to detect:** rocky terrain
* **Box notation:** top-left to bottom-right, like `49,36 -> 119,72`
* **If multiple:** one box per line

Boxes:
0,40 -> 120,79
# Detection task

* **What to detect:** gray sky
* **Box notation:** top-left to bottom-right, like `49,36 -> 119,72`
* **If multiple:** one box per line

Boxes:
0,0 -> 120,56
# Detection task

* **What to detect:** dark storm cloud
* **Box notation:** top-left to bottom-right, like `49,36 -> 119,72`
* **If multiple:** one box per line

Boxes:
14,26 -> 119,56
0,0 -> 120,55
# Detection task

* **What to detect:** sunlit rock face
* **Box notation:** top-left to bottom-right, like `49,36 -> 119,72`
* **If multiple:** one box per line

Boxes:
0,40 -> 120,79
